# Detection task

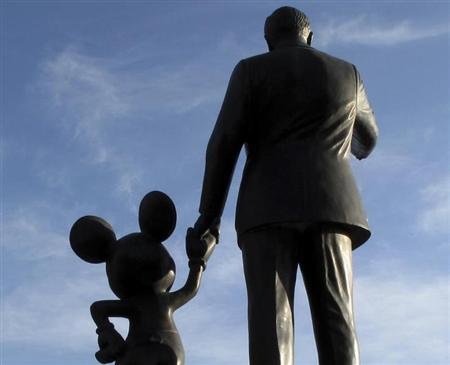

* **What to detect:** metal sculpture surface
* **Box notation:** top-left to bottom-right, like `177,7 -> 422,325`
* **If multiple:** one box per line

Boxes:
191,6 -> 379,365
69,191 -> 217,365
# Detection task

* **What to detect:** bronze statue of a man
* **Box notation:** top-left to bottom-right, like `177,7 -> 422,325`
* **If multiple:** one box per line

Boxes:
191,6 -> 378,365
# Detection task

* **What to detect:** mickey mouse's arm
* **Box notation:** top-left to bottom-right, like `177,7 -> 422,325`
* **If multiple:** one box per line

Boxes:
168,229 -> 217,310
90,300 -> 133,328
167,263 -> 204,311
90,301 -> 132,364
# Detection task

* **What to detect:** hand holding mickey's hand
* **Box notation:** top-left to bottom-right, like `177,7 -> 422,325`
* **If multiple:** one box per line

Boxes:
186,216 -> 220,270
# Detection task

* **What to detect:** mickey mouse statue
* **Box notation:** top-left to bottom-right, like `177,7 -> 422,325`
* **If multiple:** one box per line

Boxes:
69,191 -> 218,365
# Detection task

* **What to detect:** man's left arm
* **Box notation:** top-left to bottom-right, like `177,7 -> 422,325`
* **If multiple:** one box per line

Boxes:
195,60 -> 249,235
352,66 -> 379,160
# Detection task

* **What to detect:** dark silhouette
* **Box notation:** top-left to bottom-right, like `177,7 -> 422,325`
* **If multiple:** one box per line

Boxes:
70,191 -> 217,365
192,6 -> 378,365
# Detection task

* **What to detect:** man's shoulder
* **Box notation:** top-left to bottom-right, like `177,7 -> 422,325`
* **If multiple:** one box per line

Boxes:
241,47 -> 354,70
240,51 -> 272,66
313,48 -> 355,70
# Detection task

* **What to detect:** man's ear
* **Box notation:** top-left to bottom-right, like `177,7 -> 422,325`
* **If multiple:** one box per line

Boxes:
307,31 -> 313,46
264,35 -> 274,51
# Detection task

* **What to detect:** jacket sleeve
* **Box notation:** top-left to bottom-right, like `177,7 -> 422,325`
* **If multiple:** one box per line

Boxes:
199,60 -> 248,219
351,66 -> 379,160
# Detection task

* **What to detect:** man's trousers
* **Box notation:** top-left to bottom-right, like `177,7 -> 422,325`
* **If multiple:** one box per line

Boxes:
240,224 -> 360,365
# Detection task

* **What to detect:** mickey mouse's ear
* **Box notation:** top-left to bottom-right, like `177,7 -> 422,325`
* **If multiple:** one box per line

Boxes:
69,216 -> 116,263
139,191 -> 176,242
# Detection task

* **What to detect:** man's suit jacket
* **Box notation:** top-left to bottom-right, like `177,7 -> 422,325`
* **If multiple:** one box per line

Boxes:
199,43 -> 378,248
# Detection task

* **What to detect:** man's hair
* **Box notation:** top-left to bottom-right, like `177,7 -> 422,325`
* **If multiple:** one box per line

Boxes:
264,6 -> 311,42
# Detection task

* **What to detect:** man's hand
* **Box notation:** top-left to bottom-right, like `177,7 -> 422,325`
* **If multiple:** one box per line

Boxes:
186,216 -> 220,269
193,215 -> 220,239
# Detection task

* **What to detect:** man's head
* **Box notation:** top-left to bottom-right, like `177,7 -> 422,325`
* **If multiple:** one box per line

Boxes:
264,6 -> 313,51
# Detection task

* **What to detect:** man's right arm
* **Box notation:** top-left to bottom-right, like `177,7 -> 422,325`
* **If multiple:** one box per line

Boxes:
352,67 -> 379,160
195,60 -> 249,234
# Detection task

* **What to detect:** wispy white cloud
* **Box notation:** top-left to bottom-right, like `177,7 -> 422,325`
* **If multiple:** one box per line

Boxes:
39,47 -> 142,200
318,16 -> 449,47
355,261 -> 449,364
2,206 -> 69,260
40,45 -> 225,121
418,175 -> 450,235
42,47 -> 130,140
35,44 -> 229,202
2,268 -> 123,352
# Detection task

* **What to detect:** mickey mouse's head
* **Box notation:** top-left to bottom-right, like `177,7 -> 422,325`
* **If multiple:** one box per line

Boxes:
70,191 -> 177,299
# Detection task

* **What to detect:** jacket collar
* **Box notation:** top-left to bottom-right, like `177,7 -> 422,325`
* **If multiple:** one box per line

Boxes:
271,39 -> 310,51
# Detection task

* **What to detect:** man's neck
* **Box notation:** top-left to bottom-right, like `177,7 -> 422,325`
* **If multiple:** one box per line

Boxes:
271,38 -> 309,50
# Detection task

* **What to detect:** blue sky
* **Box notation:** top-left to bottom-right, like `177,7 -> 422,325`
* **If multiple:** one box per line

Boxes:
2,1 -> 449,365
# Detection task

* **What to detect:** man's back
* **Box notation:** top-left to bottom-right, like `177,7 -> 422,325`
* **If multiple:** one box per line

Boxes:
200,44 -> 377,248
244,45 -> 356,150
236,45 -> 371,247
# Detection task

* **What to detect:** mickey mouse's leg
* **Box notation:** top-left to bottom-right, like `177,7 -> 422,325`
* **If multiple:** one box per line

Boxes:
118,343 -> 179,365
154,343 -> 178,365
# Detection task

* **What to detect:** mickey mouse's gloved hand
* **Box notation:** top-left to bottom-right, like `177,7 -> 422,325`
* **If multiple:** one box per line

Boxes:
94,323 -> 126,364
186,217 -> 219,270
